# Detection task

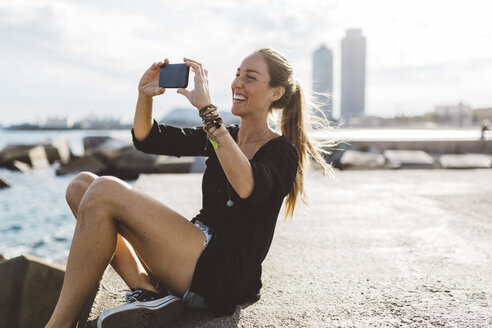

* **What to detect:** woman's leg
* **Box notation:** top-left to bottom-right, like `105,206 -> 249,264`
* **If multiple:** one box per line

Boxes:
65,172 -> 157,292
46,175 -> 206,327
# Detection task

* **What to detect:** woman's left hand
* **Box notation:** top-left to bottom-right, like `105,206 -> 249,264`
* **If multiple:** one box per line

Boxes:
177,58 -> 212,109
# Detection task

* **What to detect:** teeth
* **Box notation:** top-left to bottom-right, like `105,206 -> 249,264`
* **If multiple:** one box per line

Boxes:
233,93 -> 247,101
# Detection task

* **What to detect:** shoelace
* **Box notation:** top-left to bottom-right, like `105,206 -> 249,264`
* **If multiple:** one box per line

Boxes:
125,288 -> 162,304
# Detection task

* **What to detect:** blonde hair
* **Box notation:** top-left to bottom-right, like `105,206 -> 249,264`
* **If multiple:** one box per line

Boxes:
255,47 -> 341,219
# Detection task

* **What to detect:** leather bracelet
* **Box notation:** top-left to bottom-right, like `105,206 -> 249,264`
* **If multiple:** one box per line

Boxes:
199,104 -> 217,118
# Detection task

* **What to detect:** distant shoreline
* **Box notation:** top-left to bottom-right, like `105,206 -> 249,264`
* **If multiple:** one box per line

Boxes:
2,125 -> 132,131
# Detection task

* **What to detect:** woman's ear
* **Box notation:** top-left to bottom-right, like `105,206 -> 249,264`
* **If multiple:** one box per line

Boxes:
271,86 -> 285,102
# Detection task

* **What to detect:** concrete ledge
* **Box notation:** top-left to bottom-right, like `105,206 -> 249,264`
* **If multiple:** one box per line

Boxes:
61,170 -> 492,327
0,255 -> 65,328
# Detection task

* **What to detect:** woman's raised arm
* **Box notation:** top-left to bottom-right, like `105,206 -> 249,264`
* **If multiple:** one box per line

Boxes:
133,60 -> 168,141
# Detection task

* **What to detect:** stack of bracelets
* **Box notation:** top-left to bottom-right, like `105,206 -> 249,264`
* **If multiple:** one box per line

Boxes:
199,104 -> 229,149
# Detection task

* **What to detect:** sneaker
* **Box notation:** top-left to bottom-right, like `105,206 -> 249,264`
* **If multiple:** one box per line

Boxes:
97,288 -> 184,328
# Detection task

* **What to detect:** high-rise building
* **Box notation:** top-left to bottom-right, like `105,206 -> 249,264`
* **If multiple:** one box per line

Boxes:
341,29 -> 366,122
312,45 -> 333,120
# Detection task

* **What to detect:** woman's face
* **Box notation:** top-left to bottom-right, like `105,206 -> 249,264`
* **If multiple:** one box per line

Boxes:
231,53 -> 281,118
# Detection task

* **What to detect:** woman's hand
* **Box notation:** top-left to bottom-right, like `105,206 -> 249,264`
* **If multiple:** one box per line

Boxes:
177,58 -> 212,109
138,59 -> 169,97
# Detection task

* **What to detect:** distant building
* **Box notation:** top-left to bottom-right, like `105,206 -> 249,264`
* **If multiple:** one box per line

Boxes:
435,102 -> 473,126
341,29 -> 366,123
43,116 -> 74,129
312,45 -> 334,120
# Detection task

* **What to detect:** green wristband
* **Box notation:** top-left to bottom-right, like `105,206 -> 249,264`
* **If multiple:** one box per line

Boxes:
209,138 -> 219,149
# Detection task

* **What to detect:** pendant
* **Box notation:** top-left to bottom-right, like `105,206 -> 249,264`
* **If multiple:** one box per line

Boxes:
226,200 -> 234,207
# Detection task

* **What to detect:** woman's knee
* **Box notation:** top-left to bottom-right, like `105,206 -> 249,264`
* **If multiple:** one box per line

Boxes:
65,172 -> 98,213
79,175 -> 129,212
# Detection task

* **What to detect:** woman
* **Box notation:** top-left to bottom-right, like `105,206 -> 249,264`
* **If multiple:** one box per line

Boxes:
45,47 -> 333,328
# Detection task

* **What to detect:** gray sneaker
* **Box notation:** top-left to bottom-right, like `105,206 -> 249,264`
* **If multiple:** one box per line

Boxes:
97,288 -> 184,328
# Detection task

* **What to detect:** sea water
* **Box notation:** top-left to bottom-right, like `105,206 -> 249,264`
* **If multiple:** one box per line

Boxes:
0,129 -> 133,264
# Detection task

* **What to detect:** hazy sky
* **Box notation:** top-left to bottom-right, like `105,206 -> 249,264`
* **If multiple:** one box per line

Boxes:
1,0 -> 491,124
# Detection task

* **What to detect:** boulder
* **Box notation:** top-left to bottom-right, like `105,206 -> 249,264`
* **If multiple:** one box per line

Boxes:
384,150 -> 436,169
339,150 -> 388,169
440,154 -> 492,169
0,176 -> 10,189
83,136 -> 114,154
56,155 -> 107,176
108,147 -> 159,180
0,145 -> 49,169
83,136 -> 132,158
0,255 -> 96,328
41,137 -> 72,164
109,149 -> 194,180
7,160 -> 31,172
0,255 -> 64,328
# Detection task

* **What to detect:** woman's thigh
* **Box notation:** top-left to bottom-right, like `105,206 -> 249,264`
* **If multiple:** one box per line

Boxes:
82,175 -> 206,297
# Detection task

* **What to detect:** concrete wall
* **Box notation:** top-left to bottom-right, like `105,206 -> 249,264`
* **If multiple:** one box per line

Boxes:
0,255 -> 65,328
345,139 -> 492,154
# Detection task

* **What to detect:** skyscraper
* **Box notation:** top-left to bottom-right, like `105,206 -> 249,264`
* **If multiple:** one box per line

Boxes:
312,45 -> 333,120
341,29 -> 366,122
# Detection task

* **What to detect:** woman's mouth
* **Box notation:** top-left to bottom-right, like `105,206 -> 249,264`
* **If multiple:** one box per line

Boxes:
233,92 -> 248,103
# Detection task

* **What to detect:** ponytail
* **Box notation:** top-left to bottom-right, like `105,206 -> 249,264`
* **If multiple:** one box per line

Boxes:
281,82 -> 335,219
256,47 -> 338,220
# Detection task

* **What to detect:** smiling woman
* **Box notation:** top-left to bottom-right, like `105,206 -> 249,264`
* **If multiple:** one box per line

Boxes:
44,47 -> 338,328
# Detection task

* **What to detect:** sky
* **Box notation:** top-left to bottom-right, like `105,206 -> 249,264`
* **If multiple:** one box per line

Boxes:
1,0 -> 491,125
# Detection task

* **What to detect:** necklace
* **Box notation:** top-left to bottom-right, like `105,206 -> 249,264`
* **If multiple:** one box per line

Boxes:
226,181 -> 234,207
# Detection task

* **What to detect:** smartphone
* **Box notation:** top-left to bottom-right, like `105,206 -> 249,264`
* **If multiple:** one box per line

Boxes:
159,63 -> 190,88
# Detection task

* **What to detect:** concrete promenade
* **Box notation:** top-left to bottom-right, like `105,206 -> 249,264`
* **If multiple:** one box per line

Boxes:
87,168 -> 492,327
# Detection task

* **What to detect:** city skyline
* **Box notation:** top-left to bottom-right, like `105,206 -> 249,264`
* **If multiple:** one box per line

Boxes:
1,0 -> 492,125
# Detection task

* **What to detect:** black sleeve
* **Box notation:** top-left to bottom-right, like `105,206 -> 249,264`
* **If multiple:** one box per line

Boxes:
243,141 -> 299,205
131,119 -> 214,157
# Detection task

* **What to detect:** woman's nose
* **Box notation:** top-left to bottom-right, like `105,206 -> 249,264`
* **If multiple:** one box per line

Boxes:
231,76 -> 243,89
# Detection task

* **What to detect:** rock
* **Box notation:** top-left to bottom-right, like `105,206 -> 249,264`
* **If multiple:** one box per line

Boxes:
83,136 -> 114,154
59,136 -> 194,180
0,254 -> 6,263
7,160 -> 31,172
56,155 -> 107,176
0,176 -> 10,189
384,150 -> 436,169
108,147 -> 159,180
439,154 -> 492,169
0,255 -> 61,328
0,145 -> 49,169
0,255 -> 95,328
339,150 -> 388,169
83,136 -> 132,158
41,137 -> 72,164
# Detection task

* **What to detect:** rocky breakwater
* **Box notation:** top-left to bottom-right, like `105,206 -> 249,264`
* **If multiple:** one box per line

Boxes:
0,175 -> 10,188
56,136 -> 198,180
0,138 -> 72,172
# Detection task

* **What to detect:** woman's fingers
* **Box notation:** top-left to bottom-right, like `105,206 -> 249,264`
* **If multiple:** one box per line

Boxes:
177,88 -> 189,97
183,58 -> 206,78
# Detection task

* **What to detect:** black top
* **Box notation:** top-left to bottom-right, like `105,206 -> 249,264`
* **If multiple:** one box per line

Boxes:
131,120 -> 299,316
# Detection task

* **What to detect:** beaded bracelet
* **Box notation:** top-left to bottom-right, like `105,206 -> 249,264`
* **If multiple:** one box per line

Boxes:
199,104 -> 228,149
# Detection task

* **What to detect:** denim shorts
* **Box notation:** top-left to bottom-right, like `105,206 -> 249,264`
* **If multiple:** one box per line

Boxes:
182,219 -> 213,310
